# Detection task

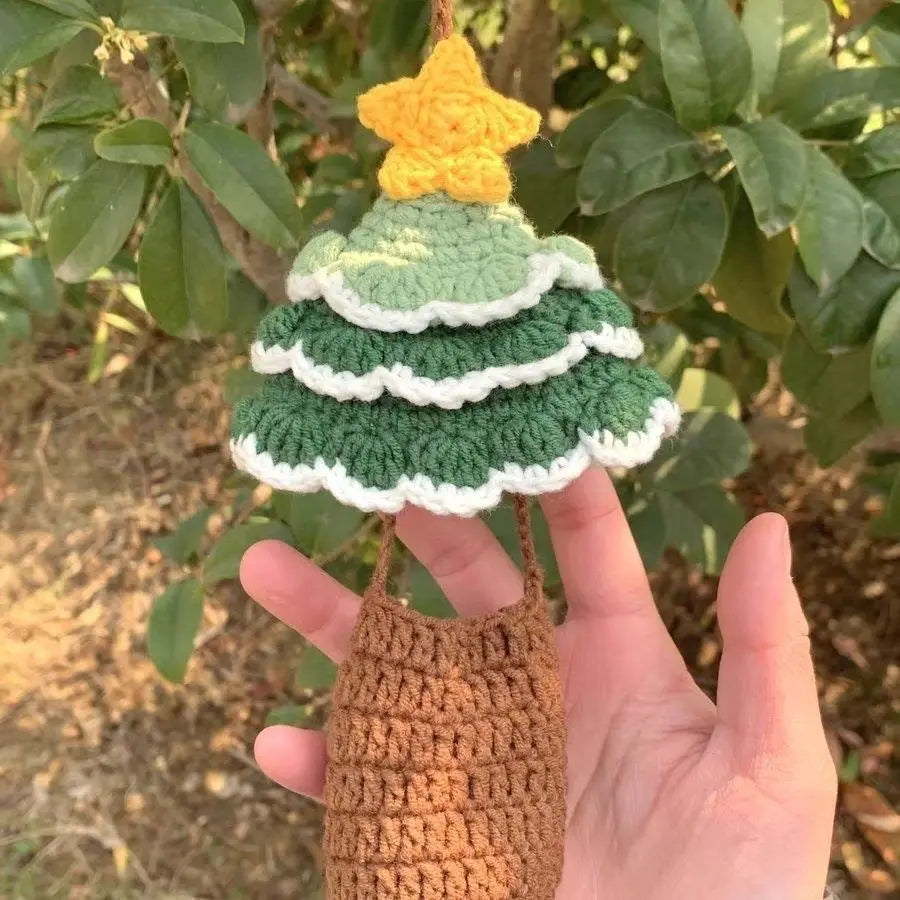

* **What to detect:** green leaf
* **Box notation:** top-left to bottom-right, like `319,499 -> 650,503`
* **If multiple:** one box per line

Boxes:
642,409 -> 752,491
265,704 -> 313,727
25,0 -> 98,18
175,0 -> 265,123
860,193 -> 900,269
740,0 -> 831,114
407,562 -> 456,618
675,367 -> 740,418
147,578 -> 204,683
845,125 -> 900,179
153,507 -> 213,564
16,157 -> 52,223
139,182 -> 229,335
659,485 -> 745,574
870,470 -> 900,537
577,107 -> 703,216
226,270 -> 266,338
856,171 -> 900,270
554,64 -> 611,111
781,327 -> 871,417
608,0 -> 661,53
872,288 -> 900,425
295,644 -> 337,690
778,68 -> 900,131
625,492 -> 667,570
12,255 -> 59,314
269,492 -> 365,558
713,195 -> 793,333
556,98 -> 641,169
720,121 -> 806,237
121,0 -> 244,43
789,255 -> 900,351
613,176 -> 728,311
203,520 -> 294,585
185,123 -> 301,249
37,65 -> 118,126
0,300 -> 32,343
0,1 -> 84,77
658,0 -> 751,130
793,145 -> 864,292
95,119 -> 173,166
314,155 -> 362,184
24,125 -> 97,181
511,141 -> 577,235
48,160 -> 146,283
642,320 -> 691,384
223,365 -> 264,403
805,398 -> 881,467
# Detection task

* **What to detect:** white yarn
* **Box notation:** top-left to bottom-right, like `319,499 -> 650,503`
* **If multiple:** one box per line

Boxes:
230,398 -> 681,517
286,252 -> 605,334
250,325 -> 645,409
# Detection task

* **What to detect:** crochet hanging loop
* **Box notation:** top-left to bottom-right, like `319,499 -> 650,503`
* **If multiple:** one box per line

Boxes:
366,495 -> 544,602
431,0 -> 454,41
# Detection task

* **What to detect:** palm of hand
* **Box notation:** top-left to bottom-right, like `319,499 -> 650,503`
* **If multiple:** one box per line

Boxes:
241,471 -> 836,900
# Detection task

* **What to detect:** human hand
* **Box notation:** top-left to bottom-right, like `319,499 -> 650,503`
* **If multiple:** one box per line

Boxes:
240,470 -> 836,900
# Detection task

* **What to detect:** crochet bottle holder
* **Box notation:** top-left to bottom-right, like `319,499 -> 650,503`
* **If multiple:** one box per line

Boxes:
324,497 -> 567,899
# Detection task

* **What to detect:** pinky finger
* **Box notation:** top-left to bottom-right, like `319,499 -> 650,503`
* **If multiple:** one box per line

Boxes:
254,725 -> 327,802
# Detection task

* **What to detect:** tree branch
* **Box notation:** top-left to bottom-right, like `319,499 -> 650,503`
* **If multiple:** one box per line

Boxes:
518,0 -> 558,122
270,63 -> 339,135
490,0 -> 540,94
108,57 -> 289,304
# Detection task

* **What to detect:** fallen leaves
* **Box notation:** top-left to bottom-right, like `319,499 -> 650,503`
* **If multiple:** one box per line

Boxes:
842,781 -> 900,892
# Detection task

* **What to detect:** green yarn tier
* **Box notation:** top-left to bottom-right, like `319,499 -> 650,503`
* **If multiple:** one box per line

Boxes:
256,286 -> 634,381
232,354 -> 673,491
291,192 -> 595,311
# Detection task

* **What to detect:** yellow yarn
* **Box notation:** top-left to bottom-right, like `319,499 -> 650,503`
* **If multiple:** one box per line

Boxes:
357,35 -> 541,204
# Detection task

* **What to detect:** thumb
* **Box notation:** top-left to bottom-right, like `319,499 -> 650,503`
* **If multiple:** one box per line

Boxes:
714,513 -> 828,770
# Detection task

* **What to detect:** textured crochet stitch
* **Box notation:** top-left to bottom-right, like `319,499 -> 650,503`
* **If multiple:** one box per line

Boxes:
324,509 -> 566,900
230,26 -> 681,900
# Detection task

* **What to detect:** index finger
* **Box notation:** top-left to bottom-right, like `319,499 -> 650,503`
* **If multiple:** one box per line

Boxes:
240,539 -> 362,662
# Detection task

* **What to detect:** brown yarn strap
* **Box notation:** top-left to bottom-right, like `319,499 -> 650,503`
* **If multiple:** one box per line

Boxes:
367,512 -> 397,599
431,0 -> 454,41
365,496 -> 543,603
513,493 -> 543,593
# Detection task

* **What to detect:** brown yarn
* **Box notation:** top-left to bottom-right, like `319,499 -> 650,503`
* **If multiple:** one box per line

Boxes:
323,497 -> 567,898
431,0 -> 454,41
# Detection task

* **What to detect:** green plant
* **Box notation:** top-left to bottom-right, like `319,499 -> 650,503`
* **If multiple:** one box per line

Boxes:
1,0 -> 898,686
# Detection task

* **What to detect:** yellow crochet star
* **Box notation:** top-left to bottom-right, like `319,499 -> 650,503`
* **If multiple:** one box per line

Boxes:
357,35 -> 541,205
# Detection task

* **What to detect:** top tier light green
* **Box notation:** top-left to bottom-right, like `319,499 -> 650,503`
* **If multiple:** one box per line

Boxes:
288,193 -> 604,333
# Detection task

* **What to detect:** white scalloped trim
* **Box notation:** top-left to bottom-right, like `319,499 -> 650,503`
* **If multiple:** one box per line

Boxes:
230,398 -> 681,517
250,326 -> 644,409
286,252 -> 605,334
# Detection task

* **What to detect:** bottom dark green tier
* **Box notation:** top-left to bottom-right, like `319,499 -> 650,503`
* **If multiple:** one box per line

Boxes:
231,353 -> 679,516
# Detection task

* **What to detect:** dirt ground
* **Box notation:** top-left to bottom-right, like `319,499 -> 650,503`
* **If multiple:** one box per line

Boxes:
1,324 -> 898,900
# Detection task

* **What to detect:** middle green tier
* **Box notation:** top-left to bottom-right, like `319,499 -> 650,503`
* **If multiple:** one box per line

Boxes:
252,285 -> 644,408
231,353 -> 679,516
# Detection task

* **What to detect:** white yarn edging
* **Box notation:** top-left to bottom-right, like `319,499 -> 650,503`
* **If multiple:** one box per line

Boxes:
286,252 -> 605,334
230,398 -> 681,517
250,325 -> 644,409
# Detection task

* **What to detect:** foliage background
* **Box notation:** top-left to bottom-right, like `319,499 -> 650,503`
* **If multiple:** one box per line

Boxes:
0,0 -> 899,896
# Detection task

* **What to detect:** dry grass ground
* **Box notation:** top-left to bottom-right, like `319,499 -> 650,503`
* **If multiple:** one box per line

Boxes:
0,326 -> 898,899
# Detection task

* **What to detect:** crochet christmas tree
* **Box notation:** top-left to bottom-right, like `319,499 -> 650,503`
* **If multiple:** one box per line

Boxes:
231,36 -> 680,517
231,31 -> 682,900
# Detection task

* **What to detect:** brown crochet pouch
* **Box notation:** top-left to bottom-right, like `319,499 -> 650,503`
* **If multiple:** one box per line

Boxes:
323,498 -> 567,900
